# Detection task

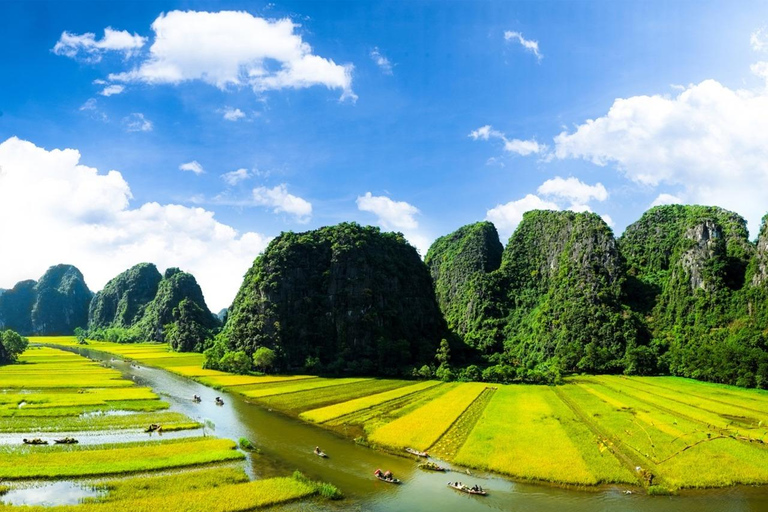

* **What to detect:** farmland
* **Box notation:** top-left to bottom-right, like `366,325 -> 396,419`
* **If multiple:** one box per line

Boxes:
35,337 -> 768,493
0,345 -> 336,510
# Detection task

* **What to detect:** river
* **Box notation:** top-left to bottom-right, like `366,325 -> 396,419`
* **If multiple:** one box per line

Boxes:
62,346 -> 768,512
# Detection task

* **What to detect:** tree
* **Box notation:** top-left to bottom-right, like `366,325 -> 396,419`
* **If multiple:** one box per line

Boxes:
435,339 -> 451,365
1,330 -> 28,364
253,347 -> 276,373
73,327 -> 87,345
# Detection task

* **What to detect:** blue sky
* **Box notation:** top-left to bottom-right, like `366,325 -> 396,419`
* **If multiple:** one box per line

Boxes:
2,0 -> 768,309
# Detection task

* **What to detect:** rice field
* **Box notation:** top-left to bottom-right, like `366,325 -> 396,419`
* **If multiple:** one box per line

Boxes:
0,343 -> 333,510
36,336 -> 768,492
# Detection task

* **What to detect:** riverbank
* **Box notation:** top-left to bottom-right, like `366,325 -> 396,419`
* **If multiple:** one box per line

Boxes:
35,336 -> 768,494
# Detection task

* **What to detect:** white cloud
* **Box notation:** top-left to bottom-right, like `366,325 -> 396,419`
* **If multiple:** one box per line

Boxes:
252,184 -> 312,222
537,176 -> 608,204
356,192 -> 419,230
221,107 -> 246,121
53,27 -> 147,61
123,113 -> 152,132
504,30 -> 542,61
0,137 -> 269,310
650,193 -> 684,207
370,47 -> 393,75
601,214 -> 615,228
179,161 -> 204,175
553,78 -> 768,235
469,125 -> 545,156
99,84 -> 125,96
355,192 -> 430,255
104,10 -> 355,100
751,28 -> 768,52
486,194 -> 559,240
221,168 -> 250,185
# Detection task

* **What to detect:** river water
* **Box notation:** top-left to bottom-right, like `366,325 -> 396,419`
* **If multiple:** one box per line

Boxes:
59,347 -> 768,512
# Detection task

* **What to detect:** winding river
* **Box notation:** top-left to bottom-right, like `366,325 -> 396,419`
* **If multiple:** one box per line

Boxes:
58,347 -> 768,512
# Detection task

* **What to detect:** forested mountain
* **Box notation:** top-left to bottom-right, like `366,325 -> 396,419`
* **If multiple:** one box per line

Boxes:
88,263 -> 217,351
214,223 -> 447,375
0,265 -> 91,335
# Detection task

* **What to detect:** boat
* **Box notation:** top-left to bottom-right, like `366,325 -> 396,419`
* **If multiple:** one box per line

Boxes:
54,437 -> 78,444
405,447 -> 429,457
375,474 -> 401,484
313,447 -> 328,458
374,469 -> 401,484
215,397 -> 224,406
22,438 -> 48,445
419,461 -> 446,471
447,482 -> 487,495
193,395 -> 202,403
144,423 -> 161,433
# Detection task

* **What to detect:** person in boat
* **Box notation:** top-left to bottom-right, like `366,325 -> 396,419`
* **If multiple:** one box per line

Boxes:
383,470 -> 393,479
193,394 -> 201,402
314,446 -> 321,455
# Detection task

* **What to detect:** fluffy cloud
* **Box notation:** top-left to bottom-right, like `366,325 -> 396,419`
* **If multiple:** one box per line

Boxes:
252,184 -> 312,222
650,193 -> 684,207
469,125 -> 545,156
179,161 -> 204,175
99,84 -> 125,96
486,194 -> 559,240
53,27 -> 147,61
221,107 -> 245,121
504,30 -> 542,61
104,10 -> 355,100
123,113 -> 152,132
370,47 -> 393,75
537,176 -> 608,204
0,137 -> 269,310
553,79 -> 768,235
356,192 -> 430,255
221,168 -> 250,185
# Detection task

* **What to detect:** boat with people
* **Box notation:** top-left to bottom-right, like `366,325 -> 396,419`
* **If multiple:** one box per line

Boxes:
144,423 -> 162,433
193,394 -> 201,403
419,461 -> 446,471
374,469 -> 401,484
22,438 -> 48,445
405,447 -> 429,457
215,396 -> 224,406
54,437 -> 78,444
313,446 -> 328,458
447,481 -> 487,495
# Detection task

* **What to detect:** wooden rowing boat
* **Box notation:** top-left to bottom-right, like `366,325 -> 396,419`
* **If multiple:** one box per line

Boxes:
375,474 -> 401,484
405,447 -> 428,457
447,482 -> 487,495
419,462 -> 446,471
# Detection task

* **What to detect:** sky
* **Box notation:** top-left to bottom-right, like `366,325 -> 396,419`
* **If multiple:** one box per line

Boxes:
2,0 -> 768,311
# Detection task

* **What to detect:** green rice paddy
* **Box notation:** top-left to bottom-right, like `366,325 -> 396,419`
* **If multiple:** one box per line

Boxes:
36,337 -> 768,492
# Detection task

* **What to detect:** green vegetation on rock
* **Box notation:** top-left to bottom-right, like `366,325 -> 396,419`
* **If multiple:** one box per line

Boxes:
216,222 -> 447,375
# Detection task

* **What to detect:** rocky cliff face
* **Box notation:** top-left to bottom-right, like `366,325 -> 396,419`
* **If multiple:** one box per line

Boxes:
0,280 -> 37,334
31,265 -> 92,335
499,211 -> 634,373
425,221 -> 503,345
88,263 -> 162,329
137,268 -> 217,348
0,265 -> 91,335
750,215 -> 768,288
223,222 -> 446,374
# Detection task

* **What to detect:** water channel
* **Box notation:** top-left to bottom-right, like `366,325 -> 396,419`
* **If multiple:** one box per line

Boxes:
46,346 -> 768,512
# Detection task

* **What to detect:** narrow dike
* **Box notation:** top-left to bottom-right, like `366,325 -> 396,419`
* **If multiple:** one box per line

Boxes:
428,387 -> 496,460
552,386 -> 648,487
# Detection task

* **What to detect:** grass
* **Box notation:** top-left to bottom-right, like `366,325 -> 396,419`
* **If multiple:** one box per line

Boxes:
368,382 -> 487,451
301,380 -> 441,423
454,386 -> 635,485
0,477 -> 318,512
240,377 -> 369,400
260,379 -> 409,414
0,438 -> 243,479
0,411 -> 199,433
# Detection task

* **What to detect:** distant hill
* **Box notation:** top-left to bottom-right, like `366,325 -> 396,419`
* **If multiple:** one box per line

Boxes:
0,265 -> 91,335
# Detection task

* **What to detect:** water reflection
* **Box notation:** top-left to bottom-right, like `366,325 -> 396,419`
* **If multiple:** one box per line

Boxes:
1,481 -> 104,506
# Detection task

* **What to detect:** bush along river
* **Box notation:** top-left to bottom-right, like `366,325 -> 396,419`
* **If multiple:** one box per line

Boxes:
56,346 -> 768,512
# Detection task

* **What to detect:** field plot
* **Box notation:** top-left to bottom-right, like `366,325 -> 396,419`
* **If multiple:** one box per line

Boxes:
455,386 -> 634,485
563,379 -> 768,489
368,382 -> 486,451
301,380 -> 441,424
0,438 -> 243,479
260,379 -> 409,414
